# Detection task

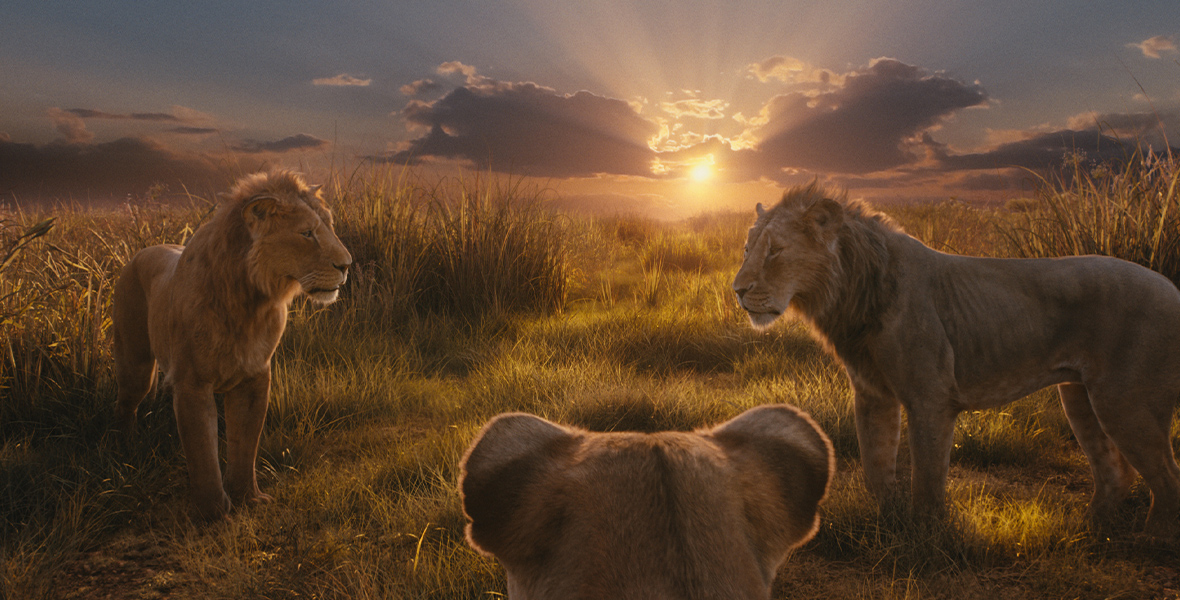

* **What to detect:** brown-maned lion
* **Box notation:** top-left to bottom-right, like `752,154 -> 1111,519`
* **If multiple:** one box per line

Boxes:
459,404 -> 834,599
732,183 -> 1180,536
113,170 -> 352,520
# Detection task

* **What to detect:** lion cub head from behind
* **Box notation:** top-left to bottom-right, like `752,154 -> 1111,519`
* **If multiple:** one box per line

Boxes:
222,170 -> 351,304
459,404 -> 835,600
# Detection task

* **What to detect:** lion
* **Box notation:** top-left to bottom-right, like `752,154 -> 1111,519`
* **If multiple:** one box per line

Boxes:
732,182 -> 1180,536
459,404 -> 834,599
112,170 -> 352,520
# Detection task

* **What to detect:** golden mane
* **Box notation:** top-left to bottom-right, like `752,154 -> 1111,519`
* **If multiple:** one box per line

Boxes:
184,170 -> 328,302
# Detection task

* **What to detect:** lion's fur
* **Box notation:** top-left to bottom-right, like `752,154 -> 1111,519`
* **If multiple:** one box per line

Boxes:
459,405 -> 834,599
113,170 -> 352,520
733,183 -> 1180,536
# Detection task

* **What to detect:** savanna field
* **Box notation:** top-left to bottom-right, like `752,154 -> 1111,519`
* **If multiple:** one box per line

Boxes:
3,157 -> 1180,600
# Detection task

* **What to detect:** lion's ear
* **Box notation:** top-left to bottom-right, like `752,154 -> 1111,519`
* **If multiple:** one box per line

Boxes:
307,184 -> 323,197
709,404 -> 834,556
242,195 -> 282,229
756,202 -> 766,217
459,413 -> 578,558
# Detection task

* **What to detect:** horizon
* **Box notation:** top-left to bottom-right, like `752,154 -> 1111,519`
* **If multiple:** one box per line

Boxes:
3,1 -> 1178,218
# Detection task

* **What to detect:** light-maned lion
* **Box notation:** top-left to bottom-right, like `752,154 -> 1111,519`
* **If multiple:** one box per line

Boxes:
113,170 -> 352,520
459,405 -> 834,600
732,183 -> 1180,536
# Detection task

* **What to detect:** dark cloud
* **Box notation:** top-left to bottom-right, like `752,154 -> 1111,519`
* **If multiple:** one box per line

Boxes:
1067,109 -> 1178,150
745,58 -> 988,175
385,80 -> 659,178
231,133 -> 329,154
167,126 -> 219,135
0,137 -> 231,203
66,109 -> 182,122
400,79 -> 444,97
1069,110 -> 1164,134
936,129 -> 1141,171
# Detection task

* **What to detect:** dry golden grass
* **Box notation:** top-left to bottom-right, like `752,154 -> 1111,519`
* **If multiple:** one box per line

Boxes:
2,164 -> 1179,599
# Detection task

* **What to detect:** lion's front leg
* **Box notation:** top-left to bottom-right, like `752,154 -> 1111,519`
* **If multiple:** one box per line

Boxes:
854,389 -> 902,501
173,382 -> 232,520
223,372 -> 273,506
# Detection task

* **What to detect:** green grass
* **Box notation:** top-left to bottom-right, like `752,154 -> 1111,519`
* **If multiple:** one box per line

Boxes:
2,163 -> 1179,599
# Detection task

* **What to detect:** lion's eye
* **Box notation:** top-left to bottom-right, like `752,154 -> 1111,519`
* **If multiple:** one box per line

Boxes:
300,229 -> 314,239
768,246 -> 784,258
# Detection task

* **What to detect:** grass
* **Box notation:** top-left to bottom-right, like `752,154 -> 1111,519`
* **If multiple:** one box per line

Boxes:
2,162 -> 1180,599
1001,150 -> 1180,284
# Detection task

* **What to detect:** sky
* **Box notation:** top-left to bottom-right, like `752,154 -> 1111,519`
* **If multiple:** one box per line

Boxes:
2,0 -> 1178,216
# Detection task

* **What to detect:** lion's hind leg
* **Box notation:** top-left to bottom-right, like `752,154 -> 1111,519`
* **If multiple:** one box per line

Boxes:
112,258 -> 158,434
1058,383 -> 1138,517
1082,382 -> 1180,538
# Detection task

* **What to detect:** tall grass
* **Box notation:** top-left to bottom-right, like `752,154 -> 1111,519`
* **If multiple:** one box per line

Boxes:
1001,151 -> 1180,282
330,168 -> 570,326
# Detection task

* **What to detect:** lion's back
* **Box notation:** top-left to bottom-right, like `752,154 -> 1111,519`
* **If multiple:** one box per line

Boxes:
900,245 -> 1180,398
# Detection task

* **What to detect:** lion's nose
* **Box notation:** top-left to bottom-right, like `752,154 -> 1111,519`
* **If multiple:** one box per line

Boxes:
335,255 -> 352,275
733,285 -> 749,300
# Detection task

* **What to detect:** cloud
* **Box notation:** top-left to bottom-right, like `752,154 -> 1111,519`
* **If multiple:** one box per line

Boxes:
400,79 -> 444,97
1128,35 -> 1177,59
167,126 -> 219,135
1066,109 -> 1177,142
65,108 -> 183,122
739,58 -> 988,175
746,56 -> 843,87
231,133 -> 329,154
312,73 -> 372,87
376,58 -> 1170,188
935,129 -> 1141,171
46,107 -> 93,143
385,68 -> 659,178
437,61 -> 484,84
381,59 -> 997,182
660,98 -> 728,120
0,137 -> 231,202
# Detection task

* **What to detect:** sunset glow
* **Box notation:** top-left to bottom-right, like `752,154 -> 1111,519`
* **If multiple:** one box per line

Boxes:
690,162 -> 714,183
1,1 -> 1178,216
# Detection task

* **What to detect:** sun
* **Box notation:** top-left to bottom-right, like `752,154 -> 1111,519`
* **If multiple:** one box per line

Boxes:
689,162 -> 713,183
